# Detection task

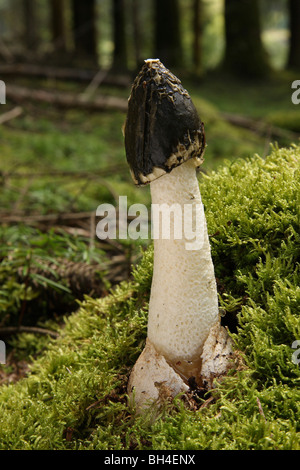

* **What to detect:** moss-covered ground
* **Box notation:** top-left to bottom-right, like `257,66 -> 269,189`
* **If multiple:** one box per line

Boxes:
0,142 -> 299,450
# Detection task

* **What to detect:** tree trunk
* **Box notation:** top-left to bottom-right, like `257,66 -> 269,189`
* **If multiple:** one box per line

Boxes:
50,0 -> 67,52
223,0 -> 270,78
23,0 -> 38,51
154,0 -> 183,68
192,0 -> 203,75
71,0 -> 97,60
112,0 -> 128,71
132,0 -> 142,68
287,0 -> 300,70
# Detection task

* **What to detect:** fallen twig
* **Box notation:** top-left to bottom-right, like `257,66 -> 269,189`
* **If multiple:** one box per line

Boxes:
81,69 -> 110,100
0,210 -> 95,224
6,84 -> 128,112
0,106 -> 23,125
0,63 -> 131,87
256,396 -> 267,423
0,326 -> 59,339
220,111 -> 300,142
1,164 -> 129,180
0,38 -> 14,63
0,209 -> 143,227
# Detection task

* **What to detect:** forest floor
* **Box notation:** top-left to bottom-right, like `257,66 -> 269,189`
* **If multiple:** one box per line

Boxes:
0,67 -> 299,385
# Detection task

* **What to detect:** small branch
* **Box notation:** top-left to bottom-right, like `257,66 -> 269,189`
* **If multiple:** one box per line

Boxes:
0,63 -> 131,87
0,210 -> 95,224
12,175 -> 35,212
0,106 -> 23,125
0,326 -> 59,339
0,209 -> 139,226
199,395 -> 215,409
81,69 -> 109,100
256,396 -> 267,423
1,164 -> 129,180
89,213 -> 95,251
6,84 -> 128,112
18,252 -> 32,327
220,111 -> 300,141
85,399 -> 102,411
0,37 -> 14,62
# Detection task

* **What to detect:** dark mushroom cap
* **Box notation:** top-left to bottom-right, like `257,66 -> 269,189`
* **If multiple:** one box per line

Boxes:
124,59 -> 206,186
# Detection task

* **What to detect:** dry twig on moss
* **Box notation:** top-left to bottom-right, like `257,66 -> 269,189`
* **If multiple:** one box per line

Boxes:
0,326 -> 59,339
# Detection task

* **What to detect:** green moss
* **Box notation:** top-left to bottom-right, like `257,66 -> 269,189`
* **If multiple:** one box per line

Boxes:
0,144 -> 299,450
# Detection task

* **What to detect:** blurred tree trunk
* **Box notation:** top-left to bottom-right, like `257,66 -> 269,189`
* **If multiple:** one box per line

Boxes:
192,0 -> 203,75
154,0 -> 183,68
287,0 -> 300,70
23,0 -> 38,51
112,0 -> 128,71
71,0 -> 97,60
223,0 -> 270,78
50,0 -> 67,52
132,0 -> 142,68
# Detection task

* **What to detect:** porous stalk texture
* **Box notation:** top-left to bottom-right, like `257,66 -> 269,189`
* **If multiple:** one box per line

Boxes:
147,159 -> 219,366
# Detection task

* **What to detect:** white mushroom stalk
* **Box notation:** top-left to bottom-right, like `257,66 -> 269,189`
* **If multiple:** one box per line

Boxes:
148,159 -> 219,380
125,59 -> 233,412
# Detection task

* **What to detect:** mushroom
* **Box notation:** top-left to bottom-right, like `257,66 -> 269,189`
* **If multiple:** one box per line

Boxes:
125,59 -> 233,412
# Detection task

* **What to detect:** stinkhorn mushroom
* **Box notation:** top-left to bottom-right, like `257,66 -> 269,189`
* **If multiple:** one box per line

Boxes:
125,59 -> 233,412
